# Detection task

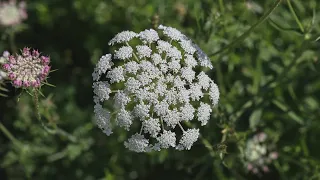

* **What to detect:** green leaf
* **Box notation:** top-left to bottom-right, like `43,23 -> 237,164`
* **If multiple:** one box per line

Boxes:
249,109 -> 263,129
272,100 -> 304,124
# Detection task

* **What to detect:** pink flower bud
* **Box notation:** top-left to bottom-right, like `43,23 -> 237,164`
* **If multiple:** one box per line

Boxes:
32,50 -> 40,58
42,65 -> 50,74
31,80 -> 40,87
8,73 -> 15,79
9,55 -> 16,64
3,64 -> 11,71
41,56 -> 50,65
13,79 -> 22,87
23,80 -> 31,87
22,47 -> 30,56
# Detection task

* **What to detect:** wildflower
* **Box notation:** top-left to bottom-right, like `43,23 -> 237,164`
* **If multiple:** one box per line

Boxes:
2,47 -> 50,88
0,51 -> 9,81
0,0 -> 27,27
92,25 -> 220,152
244,132 -> 278,175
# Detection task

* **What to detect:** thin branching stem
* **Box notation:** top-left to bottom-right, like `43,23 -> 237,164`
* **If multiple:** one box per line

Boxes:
32,89 -> 78,142
286,0 -> 304,33
209,0 -> 282,57
0,121 -> 21,146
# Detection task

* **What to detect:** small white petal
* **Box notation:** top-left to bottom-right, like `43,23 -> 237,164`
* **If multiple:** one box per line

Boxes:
197,102 -> 212,126
158,25 -> 187,41
176,128 -> 199,150
108,31 -> 138,45
156,130 -> 176,149
180,103 -> 195,121
124,61 -> 140,74
115,46 -> 133,60
138,29 -> 159,44
92,54 -> 113,81
180,40 -> 196,54
134,102 -> 150,119
142,118 -> 161,137
124,134 -> 149,152
136,45 -> 152,58
209,82 -> 220,106
94,104 -> 112,135
197,72 -> 211,90
116,108 -> 133,130
106,66 -> 125,83
92,81 -> 111,102
181,67 -> 195,83
114,90 -> 131,108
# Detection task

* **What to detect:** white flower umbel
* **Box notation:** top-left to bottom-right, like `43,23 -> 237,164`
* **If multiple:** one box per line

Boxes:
92,25 -> 220,152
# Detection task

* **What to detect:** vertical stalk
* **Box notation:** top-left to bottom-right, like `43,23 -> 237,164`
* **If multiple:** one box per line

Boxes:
0,121 -> 21,146
286,0 -> 304,33
8,29 -> 17,54
218,0 -> 225,13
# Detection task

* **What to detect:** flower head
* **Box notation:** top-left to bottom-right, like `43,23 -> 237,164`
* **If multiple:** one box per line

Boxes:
0,0 -> 27,27
92,25 -> 220,152
244,132 -> 278,175
2,47 -> 50,88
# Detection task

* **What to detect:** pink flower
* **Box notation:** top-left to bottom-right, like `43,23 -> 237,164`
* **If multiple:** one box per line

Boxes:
32,50 -> 40,58
269,152 -> 278,160
262,166 -> 269,173
41,56 -> 50,65
8,73 -> 15,79
247,163 -> 253,171
13,79 -> 22,87
3,64 -> 11,70
2,47 -> 51,88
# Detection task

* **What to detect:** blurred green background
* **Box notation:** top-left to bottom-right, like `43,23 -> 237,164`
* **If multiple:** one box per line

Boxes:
0,0 -> 320,179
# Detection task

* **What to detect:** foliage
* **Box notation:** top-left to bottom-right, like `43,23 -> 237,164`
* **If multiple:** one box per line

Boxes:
0,0 -> 320,179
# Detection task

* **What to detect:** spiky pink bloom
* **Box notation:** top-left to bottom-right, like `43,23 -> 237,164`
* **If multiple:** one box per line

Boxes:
2,47 -> 50,88
0,0 -> 27,27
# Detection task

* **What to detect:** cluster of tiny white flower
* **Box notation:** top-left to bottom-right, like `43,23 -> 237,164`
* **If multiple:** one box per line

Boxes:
244,132 -> 278,174
92,25 -> 220,152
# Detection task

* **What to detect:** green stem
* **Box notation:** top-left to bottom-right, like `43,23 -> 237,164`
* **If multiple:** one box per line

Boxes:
139,124 -> 144,134
178,122 -> 185,132
209,0 -> 282,57
160,117 -> 165,132
126,42 -> 139,61
286,0 -> 304,33
32,89 -> 78,142
200,136 -> 215,156
8,29 -> 17,54
229,40 -> 308,122
0,121 -> 21,146
218,0 -> 225,13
